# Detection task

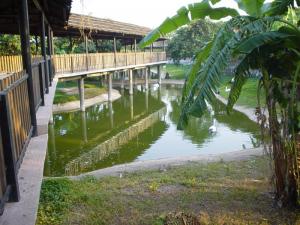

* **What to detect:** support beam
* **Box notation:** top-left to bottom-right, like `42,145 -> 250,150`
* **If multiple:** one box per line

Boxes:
130,95 -> 134,120
108,73 -> 112,102
19,0 -> 37,135
129,69 -> 133,95
157,65 -> 161,85
78,78 -> 85,111
109,102 -> 114,129
121,71 -> 125,89
40,13 -> 49,93
81,111 -> 87,142
145,67 -> 149,90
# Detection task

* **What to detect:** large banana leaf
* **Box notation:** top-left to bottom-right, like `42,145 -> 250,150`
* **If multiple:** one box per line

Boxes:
264,0 -> 298,16
234,31 -> 292,54
178,16 -> 280,129
139,1 -> 239,48
234,0 -> 266,16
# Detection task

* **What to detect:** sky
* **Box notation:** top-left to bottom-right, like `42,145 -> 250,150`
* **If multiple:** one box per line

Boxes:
71,0 -> 241,29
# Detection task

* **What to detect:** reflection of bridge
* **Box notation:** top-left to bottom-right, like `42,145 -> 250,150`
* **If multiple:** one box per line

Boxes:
65,107 -> 166,176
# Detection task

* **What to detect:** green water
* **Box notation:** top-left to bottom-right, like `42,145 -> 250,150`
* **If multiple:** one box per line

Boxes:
45,84 -> 261,176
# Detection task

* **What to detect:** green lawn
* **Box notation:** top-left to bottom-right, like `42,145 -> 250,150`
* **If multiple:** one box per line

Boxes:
163,64 -> 263,109
163,64 -> 191,80
219,77 -> 265,109
36,156 -> 300,225
54,80 -> 107,104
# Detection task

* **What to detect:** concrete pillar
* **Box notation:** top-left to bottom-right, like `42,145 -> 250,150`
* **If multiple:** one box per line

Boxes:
130,94 -> 134,120
129,69 -> 133,95
109,101 -> 114,128
121,71 -> 125,89
49,114 -> 54,124
157,65 -> 161,85
81,111 -> 87,143
145,89 -> 149,112
145,67 -> 149,90
78,78 -> 85,111
108,73 -> 112,102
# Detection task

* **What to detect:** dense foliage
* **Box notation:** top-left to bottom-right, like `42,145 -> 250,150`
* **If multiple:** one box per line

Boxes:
166,19 -> 222,63
140,0 -> 300,207
54,37 -> 123,54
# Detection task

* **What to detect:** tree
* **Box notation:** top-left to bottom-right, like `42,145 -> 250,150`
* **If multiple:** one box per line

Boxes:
140,0 -> 300,207
167,19 -> 222,63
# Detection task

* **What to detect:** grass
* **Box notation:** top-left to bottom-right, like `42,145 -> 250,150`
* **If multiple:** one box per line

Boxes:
36,156 -> 300,225
163,64 -> 263,109
163,64 -> 191,80
219,77 -> 265,109
54,80 -> 107,104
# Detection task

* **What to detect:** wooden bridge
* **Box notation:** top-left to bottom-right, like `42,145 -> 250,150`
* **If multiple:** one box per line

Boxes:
0,0 -> 166,222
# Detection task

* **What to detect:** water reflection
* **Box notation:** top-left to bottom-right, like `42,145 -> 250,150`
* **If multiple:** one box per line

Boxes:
46,84 -> 261,176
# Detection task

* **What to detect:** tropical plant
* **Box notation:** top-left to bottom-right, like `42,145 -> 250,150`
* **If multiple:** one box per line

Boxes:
139,0 -> 300,207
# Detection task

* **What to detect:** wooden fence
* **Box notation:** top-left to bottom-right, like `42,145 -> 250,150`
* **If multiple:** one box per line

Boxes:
52,52 -> 166,74
0,71 -> 33,214
0,56 -> 54,214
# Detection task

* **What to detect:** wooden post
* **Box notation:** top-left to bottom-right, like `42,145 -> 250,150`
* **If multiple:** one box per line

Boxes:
163,40 -> 166,52
134,38 -> 137,64
19,0 -> 37,135
108,73 -> 112,102
129,69 -> 133,95
78,78 -> 85,111
69,35 -> 73,53
40,13 -> 49,93
35,35 -> 39,54
0,95 -> 20,202
46,25 -> 53,85
113,37 -> 117,67
84,34 -> 89,70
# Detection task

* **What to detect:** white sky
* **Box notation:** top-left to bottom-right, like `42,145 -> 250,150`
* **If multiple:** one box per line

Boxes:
71,0 -> 241,28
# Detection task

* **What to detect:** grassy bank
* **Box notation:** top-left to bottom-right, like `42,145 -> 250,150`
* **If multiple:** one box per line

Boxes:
54,80 -> 107,104
163,64 -> 263,109
37,156 -> 300,225
219,77 -> 265,109
163,64 -> 191,79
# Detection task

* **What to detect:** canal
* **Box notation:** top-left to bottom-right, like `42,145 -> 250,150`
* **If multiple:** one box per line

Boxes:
45,84 -> 261,176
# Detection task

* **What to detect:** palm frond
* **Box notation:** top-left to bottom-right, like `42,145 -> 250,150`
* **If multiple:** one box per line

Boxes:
139,1 -> 239,48
234,0 -> 266,16
264,0 -> 298,16
235,31 -> 292,54
178,16 -> 280,129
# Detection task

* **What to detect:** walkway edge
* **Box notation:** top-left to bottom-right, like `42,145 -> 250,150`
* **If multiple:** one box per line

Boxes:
0,81 -> 57,225
67,148 -> 264,180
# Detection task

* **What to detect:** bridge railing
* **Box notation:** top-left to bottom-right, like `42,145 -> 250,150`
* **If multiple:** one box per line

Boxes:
53,52 -> 166,75
0,71 -> 34,213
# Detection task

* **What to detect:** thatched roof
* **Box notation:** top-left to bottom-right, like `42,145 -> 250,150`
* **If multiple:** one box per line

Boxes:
54,13 -> 164,44
69,13 -> 152,37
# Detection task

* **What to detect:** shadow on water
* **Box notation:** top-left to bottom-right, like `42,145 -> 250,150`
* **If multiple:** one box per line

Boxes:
45,84 -> 262,176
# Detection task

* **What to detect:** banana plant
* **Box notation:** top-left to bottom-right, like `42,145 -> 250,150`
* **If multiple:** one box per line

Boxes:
139,0 -> 300,207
